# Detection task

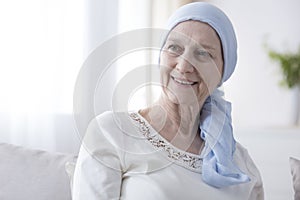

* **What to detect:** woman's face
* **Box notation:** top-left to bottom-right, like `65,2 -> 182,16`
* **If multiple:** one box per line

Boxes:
160,20 -> 223,105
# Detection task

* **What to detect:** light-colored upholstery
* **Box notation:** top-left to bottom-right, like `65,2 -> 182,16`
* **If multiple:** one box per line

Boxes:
0,143 -> 76,200
290,157 -> 300,200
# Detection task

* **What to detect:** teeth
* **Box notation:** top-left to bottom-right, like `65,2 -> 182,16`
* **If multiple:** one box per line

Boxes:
173,78 -> 194,85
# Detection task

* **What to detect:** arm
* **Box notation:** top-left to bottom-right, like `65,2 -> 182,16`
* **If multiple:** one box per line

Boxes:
240,144 -> 264,200
72,117 -> 123,200
246,154 -> 264,200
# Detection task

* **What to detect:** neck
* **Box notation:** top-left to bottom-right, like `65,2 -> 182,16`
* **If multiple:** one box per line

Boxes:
139,93 -> 206,153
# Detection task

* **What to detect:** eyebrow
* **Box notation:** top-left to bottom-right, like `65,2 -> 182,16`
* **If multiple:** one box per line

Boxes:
199,44 -> 216,51
166,36 -> 217,51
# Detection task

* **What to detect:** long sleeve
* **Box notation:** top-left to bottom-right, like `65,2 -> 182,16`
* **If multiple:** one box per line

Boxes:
236,143 -> 264,200
72,112 -> 264,200
249,179 -> 264,200
246,153 -> 264,200
72,115 -> 123,200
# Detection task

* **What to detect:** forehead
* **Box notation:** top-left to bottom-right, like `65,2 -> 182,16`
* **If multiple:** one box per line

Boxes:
168,21 -> 221,49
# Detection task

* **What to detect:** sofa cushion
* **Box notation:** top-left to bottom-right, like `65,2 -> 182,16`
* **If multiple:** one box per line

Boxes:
290,157 -> 300,200
0,143 -> 76,200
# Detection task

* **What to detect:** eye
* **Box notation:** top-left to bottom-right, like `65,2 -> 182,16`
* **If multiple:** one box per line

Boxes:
166,44 -> 183,55
196,50 -> 210,57
195,49 -> 212,60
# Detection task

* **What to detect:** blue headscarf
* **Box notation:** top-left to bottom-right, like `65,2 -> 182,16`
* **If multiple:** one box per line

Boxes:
165,2 -> 250,188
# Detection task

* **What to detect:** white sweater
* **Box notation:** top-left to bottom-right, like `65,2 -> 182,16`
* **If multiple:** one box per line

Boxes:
72,111 -> 264,200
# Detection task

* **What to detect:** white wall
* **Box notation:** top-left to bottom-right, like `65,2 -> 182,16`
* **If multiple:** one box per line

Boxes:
236,127 -> 300,200
211,0 -> 300,129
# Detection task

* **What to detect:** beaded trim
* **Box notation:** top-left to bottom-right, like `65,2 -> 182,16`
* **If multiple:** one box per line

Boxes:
129,112 -> 202,173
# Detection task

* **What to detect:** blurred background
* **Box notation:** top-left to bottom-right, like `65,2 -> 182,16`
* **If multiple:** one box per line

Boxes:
0,0 -> 299,154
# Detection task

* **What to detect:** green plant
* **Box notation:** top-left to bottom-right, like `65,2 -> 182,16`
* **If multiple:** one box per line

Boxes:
268,47 -> 300,88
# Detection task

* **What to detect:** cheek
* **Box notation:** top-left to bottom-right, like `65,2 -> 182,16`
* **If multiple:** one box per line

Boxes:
159,64 -> 172,87
216,59 -> 224,81
195,61 -> 222,94
160,51 -> 175,67
159,53 -> 176,85
197,81 -> 210,100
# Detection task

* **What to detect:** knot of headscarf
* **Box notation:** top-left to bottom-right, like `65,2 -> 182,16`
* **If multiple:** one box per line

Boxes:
200,89 -> 250,188
165,2 -> 250,187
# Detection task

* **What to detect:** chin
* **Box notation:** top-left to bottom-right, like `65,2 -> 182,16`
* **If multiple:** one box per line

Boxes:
166,91 -> 200,106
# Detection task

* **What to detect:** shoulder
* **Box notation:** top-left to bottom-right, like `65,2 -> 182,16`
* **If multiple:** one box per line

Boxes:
89,111 -> 132,134
234,142 -> 260,178
93,111 -> 120,128
85,111 -> 140,149
234,142 -> 264,199
81,111 -> 130,161
93,110 -> 133,128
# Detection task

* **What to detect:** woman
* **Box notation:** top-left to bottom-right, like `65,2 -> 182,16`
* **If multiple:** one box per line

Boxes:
72,2 -> 264,200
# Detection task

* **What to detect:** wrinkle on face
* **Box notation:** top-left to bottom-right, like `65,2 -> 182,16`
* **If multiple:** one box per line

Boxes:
160,20 -> 223,106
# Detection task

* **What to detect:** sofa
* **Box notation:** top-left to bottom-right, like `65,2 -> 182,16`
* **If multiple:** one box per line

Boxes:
0,143 -> 76,200
1,128 -> 300,200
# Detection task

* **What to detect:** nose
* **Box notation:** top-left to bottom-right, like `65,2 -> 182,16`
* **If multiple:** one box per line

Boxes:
175,56 -> 194,73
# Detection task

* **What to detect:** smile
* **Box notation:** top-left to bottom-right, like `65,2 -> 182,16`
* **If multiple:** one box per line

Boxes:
172,77 -> 197,85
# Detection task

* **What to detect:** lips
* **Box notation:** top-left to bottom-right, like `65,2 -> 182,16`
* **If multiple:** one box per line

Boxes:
172,76 -> 197,85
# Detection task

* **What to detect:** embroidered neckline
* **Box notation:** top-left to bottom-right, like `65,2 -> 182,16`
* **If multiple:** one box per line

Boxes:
129,112 -> 202,173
